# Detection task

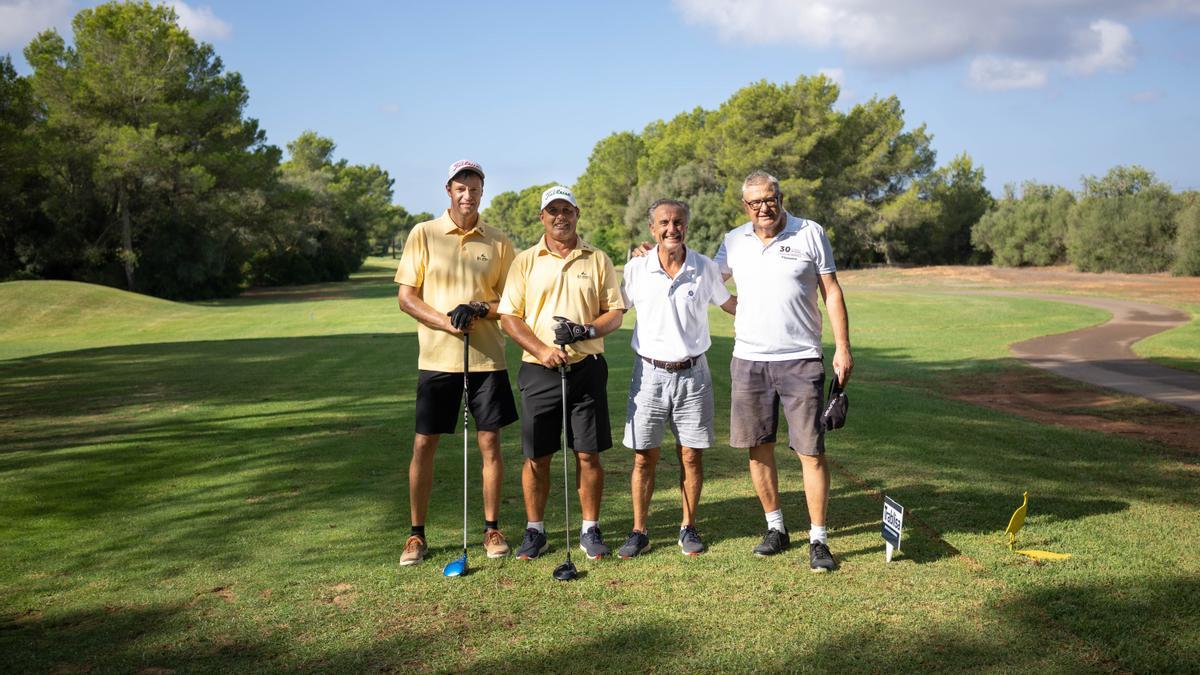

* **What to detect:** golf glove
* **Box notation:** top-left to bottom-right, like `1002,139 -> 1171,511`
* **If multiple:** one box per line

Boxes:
448,302 -> 489,331
821,376 -> 849,431
552,317 -> 595,345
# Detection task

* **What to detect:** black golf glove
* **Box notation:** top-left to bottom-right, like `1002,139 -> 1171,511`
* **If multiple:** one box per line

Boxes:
447,302 -> 489,331
821,375 -> 849,431
552,316 -> 595,346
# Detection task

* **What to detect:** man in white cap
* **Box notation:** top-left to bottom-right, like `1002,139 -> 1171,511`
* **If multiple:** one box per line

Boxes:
498,185 -> 625,561
396,160 -> 518,566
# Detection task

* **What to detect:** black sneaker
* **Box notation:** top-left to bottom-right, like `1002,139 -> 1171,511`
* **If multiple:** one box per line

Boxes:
617,531 -> 651,559
809,540 -> 836,572
579,526 -> 610,560
515,528 -> 548,560
752,528 -> 790,557
678,525 -> 705,556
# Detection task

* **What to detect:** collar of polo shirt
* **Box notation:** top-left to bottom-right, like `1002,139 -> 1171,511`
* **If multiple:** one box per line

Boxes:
535,233 -> 595,258
442,209 -> 485,237
647,245 -> 696,276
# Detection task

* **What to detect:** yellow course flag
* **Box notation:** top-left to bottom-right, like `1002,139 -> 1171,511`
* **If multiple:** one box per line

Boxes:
1015,549 -> 1073,561
1005,491 -> 1028,550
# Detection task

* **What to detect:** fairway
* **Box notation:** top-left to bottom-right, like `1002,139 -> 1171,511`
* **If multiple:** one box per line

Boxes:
2,260 -> 1198,672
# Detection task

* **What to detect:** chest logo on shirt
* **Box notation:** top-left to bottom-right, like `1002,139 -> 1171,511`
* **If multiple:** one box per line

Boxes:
776,245 -> 802,261
477,253 -> 489,262
576,271 -> 591,280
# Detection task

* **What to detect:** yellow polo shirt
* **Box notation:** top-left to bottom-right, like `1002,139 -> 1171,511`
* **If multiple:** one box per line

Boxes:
395,211 -> 515,372
498,235 -> 625,364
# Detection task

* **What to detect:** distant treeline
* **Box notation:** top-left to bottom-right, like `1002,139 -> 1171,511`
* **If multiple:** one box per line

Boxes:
4,4 -> 1197,302
0,2 -> 426,299
484,77 -> 1199,277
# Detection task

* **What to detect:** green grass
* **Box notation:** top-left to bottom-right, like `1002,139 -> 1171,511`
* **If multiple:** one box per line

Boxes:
1,260 -> 1198,672
1135,304 -> 1200,374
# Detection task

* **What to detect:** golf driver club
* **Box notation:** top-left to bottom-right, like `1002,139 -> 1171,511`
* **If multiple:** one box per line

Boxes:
551,335 -> 578,581
443,333 -> 470,578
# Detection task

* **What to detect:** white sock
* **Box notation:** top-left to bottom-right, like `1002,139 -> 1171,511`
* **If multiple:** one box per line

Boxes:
766,510 -> 785,533
581,519 -> 598,535
527,521 -> 545,534
810,524 -> 828,544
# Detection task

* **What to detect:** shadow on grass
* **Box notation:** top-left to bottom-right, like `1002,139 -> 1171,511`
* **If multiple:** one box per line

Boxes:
1,332 -> 1190,572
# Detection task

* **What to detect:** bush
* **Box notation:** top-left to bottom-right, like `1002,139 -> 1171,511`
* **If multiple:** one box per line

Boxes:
1172,192 -> 1200,276
971,182 -> 1073,266
1067,192 -> 1176,274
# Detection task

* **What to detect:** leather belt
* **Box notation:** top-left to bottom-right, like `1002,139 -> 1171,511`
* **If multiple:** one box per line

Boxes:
640,354 -> 701,372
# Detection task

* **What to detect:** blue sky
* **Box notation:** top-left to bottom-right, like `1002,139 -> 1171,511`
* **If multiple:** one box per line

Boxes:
3,0 -> 1198,215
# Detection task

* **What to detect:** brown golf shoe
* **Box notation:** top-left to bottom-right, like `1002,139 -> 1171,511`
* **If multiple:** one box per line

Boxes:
484,528 -> 510,558
400,534 -> 427,566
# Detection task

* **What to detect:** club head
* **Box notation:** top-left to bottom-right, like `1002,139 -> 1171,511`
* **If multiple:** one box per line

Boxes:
552,560 -> 577,581
442,553 -> 468,578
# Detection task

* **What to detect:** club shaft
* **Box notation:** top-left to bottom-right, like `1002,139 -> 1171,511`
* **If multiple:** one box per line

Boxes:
463,334 -> 469,554
560,348 -> 572,562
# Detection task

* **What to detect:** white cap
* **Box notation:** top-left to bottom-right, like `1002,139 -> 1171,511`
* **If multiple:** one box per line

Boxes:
540,185 -> 578,211
446,159 -> 484,184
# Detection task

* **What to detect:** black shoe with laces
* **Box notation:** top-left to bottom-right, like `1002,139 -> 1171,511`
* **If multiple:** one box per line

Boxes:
809,540 -> 836,572
515,528 -> 548,560
617,530 -> 650,559
678,525 -> 705,556
752,528 -> 790,557
579,526 -> 610,559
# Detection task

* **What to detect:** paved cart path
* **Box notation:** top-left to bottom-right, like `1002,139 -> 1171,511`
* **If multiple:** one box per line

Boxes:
977,292 -> 1200,413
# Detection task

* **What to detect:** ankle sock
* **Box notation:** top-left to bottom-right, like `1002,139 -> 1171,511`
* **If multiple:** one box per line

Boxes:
581,519 -> 598,535
527,521 -> 545,534
411,525 -> 425,539
765,509 -> 785,534
484,519 -> 499,533
810,524 -> 828,544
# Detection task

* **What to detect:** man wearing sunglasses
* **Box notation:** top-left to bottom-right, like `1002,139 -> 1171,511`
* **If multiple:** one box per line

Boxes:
714,170 -> 853,573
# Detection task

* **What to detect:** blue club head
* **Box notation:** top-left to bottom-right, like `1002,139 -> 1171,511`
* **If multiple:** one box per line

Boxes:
442,553 -> 468,578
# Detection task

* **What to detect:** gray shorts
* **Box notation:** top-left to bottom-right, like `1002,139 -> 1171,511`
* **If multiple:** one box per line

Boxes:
623,354 -> 715,450
729,357 -> 825,455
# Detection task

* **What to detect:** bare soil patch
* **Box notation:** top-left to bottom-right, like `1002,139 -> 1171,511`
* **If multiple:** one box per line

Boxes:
845,265 -> 1200,307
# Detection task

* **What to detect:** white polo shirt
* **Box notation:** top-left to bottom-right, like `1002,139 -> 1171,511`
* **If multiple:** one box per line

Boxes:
622,246 -> 731,362
714,212 -> 836,361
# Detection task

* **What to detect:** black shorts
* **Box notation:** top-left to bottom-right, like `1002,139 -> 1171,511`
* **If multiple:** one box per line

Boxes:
517,355 -> 612,458
414,369 -> 519,435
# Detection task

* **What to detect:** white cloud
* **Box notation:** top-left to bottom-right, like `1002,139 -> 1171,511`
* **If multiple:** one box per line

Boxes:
0,0 -> 73,51
674,0 -> 1198,88
968,58 -> 1048,91
817,67 -> 844,87
1066,19 -> 1134,75
167,1 -> 231,41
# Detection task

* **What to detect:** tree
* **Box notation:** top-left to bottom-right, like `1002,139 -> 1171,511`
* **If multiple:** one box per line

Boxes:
972,182 -> 1074,267
1067,166 -> 1176,273
909,153 -> 994,264
23,0 -> 277,298
572,73 -> 943,268
0,55 -> 47,280
573,131 -> 644,259
481,183 -> 555,250
248,131 -> 398,285
1172,192 -> 1200,276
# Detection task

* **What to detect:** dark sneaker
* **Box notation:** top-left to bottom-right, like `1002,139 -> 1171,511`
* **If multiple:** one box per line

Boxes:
752,528 -> 790,557
579,526 -> 610,560
515,528 -> 548,560
617,531 -> 651,559
678,525 -> 705,556
809,540 -> 836,573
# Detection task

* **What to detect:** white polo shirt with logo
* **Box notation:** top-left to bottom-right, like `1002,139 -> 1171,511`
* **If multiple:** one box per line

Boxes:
621,246 -> 731,362
714,212 -> 836,362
